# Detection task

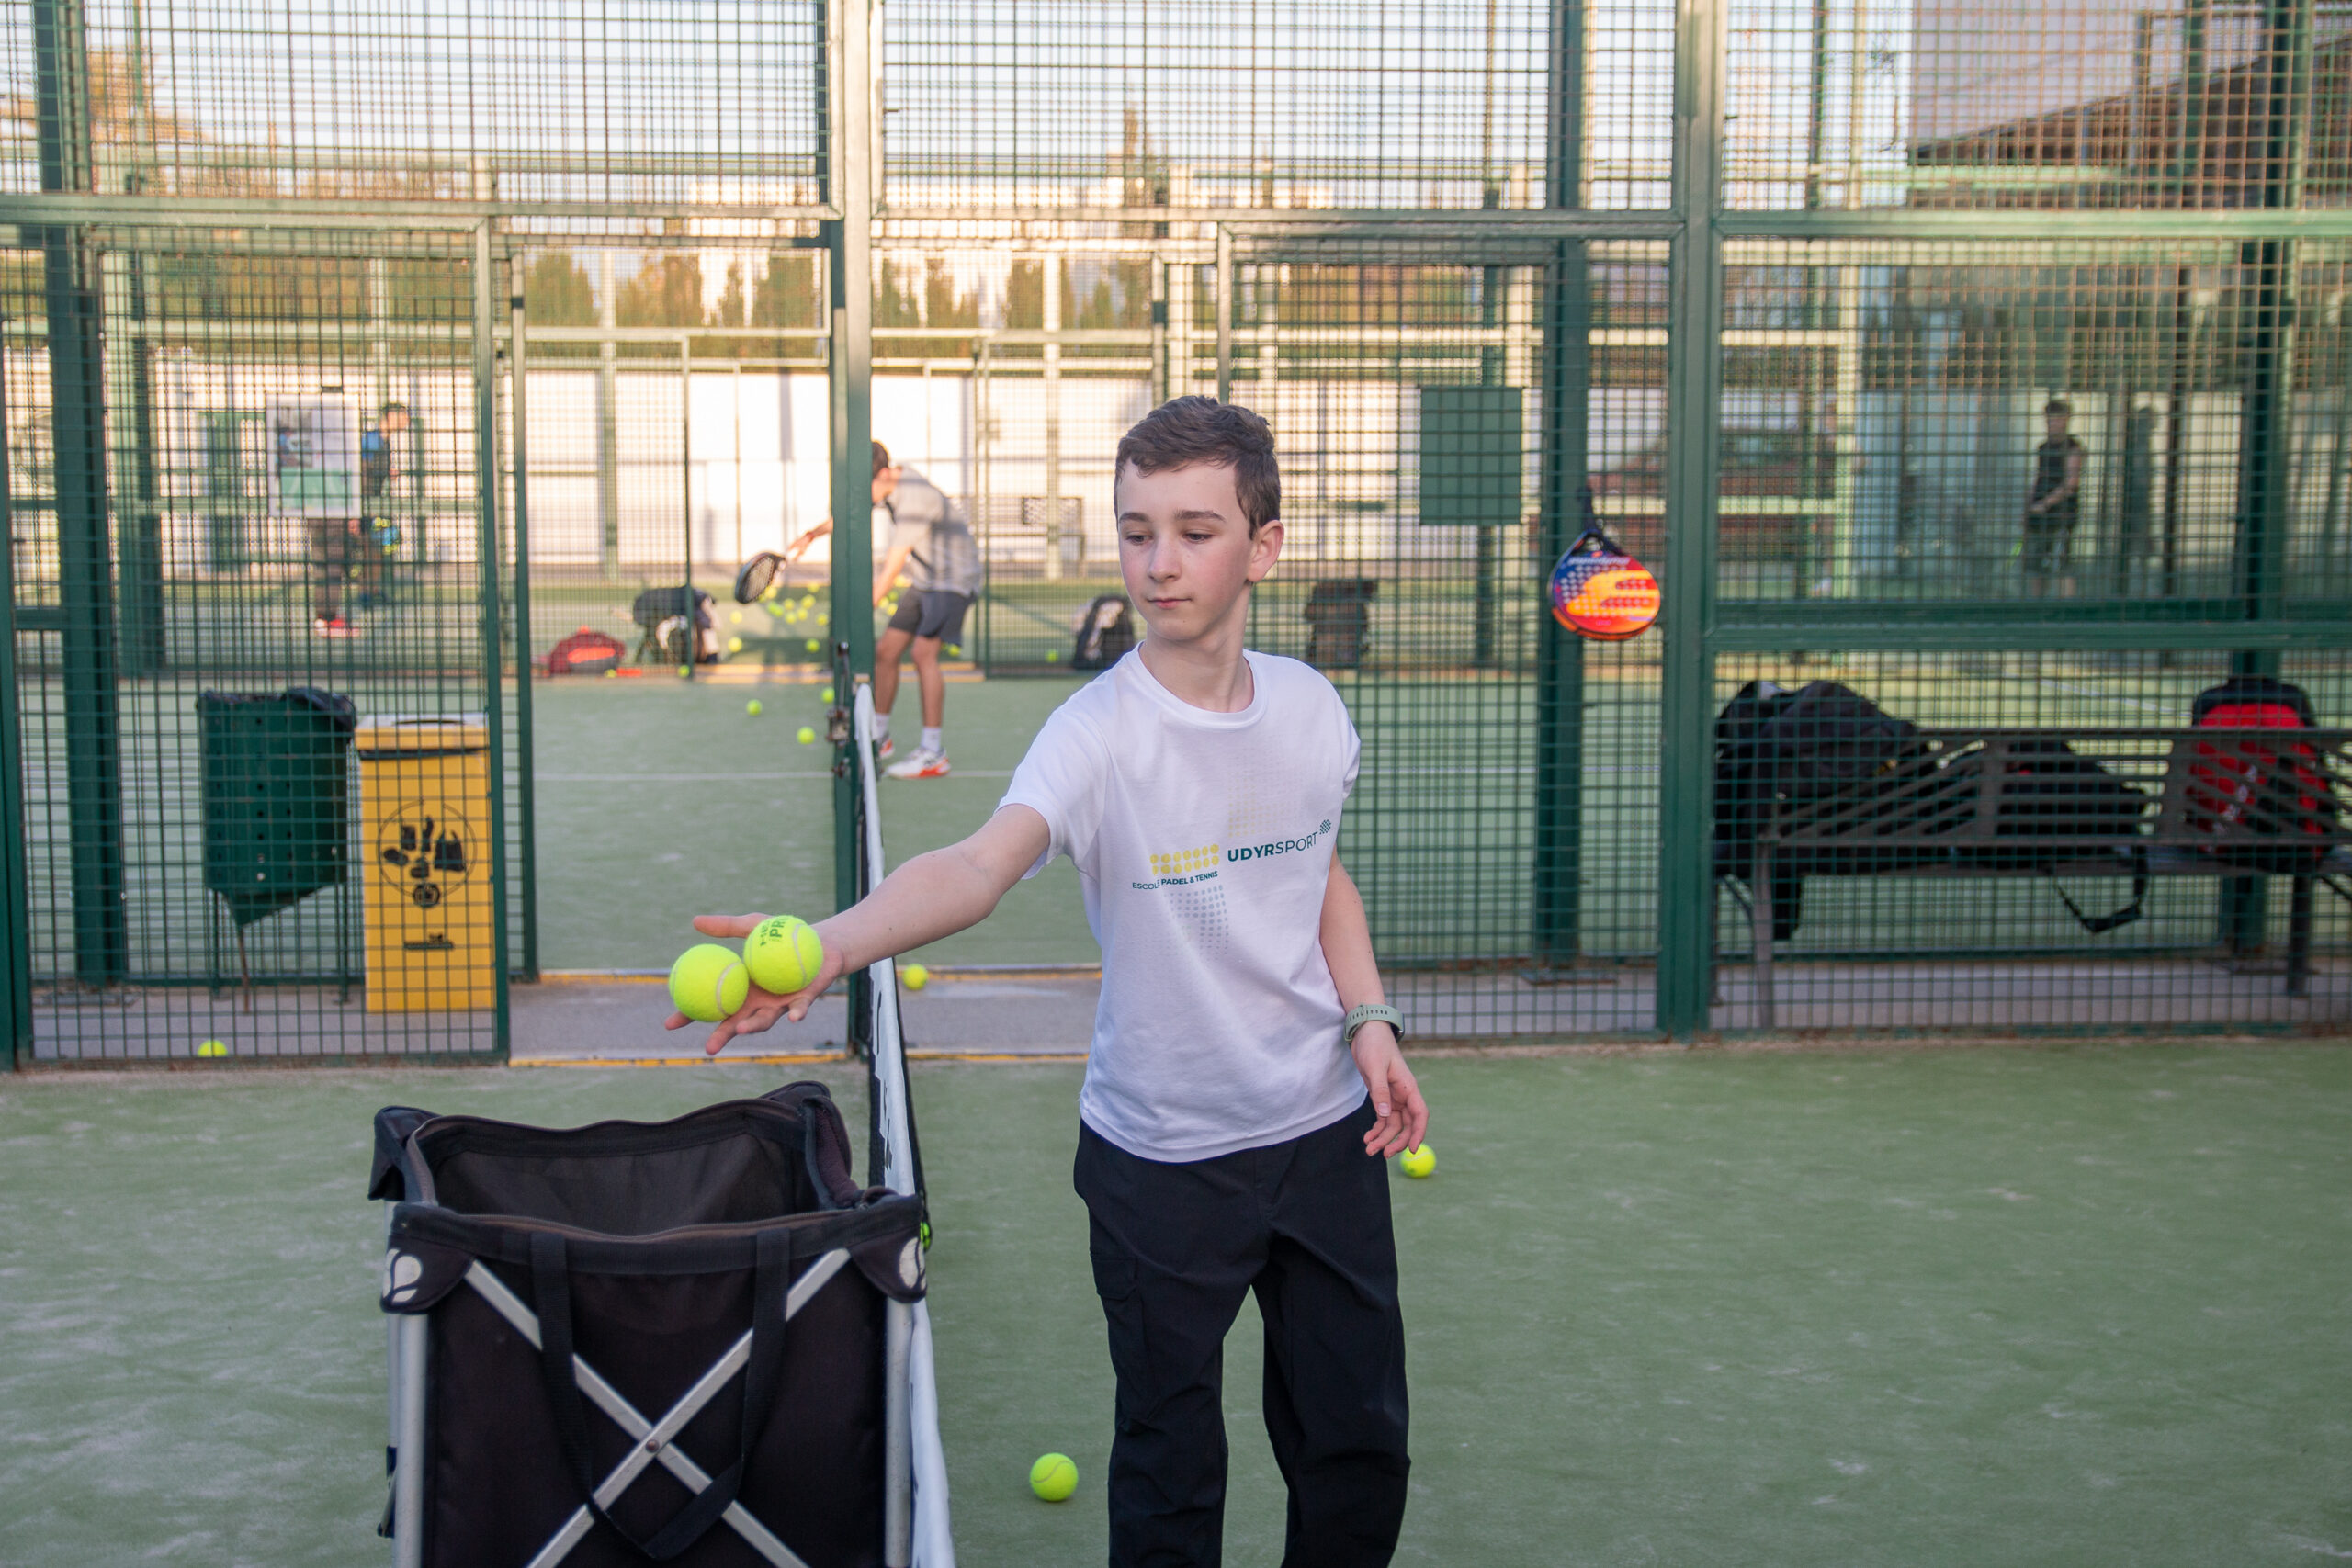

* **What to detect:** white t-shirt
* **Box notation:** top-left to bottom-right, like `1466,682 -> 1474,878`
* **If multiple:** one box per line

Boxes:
1000,649 -> 1367,1161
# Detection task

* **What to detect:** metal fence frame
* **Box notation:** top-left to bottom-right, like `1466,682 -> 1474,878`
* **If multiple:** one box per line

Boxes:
0,0 -> 2346,1061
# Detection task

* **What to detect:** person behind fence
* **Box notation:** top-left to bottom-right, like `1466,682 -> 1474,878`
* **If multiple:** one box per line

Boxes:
2021,397 -> 2086,597
356,401 -> 409,609
779,440 -> 981,780
679,396 -> 1426,1567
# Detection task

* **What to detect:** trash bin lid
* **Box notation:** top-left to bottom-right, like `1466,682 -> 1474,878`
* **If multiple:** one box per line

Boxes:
354,714 -> 490,756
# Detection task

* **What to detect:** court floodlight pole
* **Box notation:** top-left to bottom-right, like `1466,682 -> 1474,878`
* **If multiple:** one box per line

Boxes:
827,0 -> 876,926
1656,0 -> 1726,1039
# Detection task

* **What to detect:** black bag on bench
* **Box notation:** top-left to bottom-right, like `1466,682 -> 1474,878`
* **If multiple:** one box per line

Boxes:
370,1082 -> 925,1568
1932,738 -> 2152,933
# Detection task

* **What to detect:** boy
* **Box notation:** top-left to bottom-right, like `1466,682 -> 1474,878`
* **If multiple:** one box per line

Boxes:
678,397 -> 1425,1565
780,441 -> 982,777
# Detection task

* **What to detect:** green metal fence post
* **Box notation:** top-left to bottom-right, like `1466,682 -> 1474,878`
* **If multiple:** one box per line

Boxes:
2222,0 -> 2311,956
1656,0 -> 1725,1038
0,346 -> 30,1066
509,255 -> 539,982
1532,0 -> 1590,968
473,222 -> 513,1055
829,0 -> 876,920
34,0 -> 127,989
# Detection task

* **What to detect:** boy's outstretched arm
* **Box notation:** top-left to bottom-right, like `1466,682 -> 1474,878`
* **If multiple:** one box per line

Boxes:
1320,854 -> 1429,1158
669,804 -> 1051,1055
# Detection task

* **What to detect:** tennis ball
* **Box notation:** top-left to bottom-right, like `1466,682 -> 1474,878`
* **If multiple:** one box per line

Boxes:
901,963 -> 928,991
745,915 -> 825,995
196,1039 -> 228,1058
669,943 -> 748,1023
1400,1144 -> 1435,1179
806,638 -> 820,652
746,699 -> 763,716
678,664 -> 691,678
1029,1453 -> 1078,1503
729,610 -> 742,624
820,685 -> 834,703
946,644 -> 963,658
797,725 -> 817,744
604,668 -> 616,678
728,636 -> 743,653
1045,649 -> 1058,662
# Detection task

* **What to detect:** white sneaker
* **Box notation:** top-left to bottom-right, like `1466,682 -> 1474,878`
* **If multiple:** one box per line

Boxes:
885,748 -> 951,780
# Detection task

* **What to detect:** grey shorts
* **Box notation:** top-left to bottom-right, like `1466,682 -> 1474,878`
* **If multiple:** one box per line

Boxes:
887,589 -> 972,644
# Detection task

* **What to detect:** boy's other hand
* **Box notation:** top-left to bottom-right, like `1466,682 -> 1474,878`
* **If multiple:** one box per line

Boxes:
1350,1024 -> 1427,1158
661,912 -> 849,1056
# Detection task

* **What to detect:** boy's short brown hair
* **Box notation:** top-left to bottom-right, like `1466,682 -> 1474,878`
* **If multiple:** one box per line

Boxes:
1114,397 -> 1279,534
872,439 -> 893,478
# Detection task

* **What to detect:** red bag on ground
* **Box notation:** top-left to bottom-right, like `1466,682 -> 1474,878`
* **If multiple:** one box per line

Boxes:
544,626 -> 625,676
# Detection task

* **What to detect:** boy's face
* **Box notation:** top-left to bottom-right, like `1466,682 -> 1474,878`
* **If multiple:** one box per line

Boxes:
1115,460 -> 1283,645
871,466 -> 900,506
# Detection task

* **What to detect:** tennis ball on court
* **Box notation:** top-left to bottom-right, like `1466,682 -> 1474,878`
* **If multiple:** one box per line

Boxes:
902,963 -> 928,991
1045,649 -> 1059,662
1029,1453 -> 1078,1503
728,636 -> 743,654
745,915 -> 824,996
603,668 -> 616,679
1400,1144 -> 1435,1179
746,699 -> 763,716
668,943 -> 748,1023
806,638 -> 820,652
797,725 -> 817,744
196,1039 -> 228,1058
678,664 -> 691,678
820,685 -> 834,703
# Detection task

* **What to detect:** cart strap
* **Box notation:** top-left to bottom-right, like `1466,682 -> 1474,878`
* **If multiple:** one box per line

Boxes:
530,1228 -> 793,1561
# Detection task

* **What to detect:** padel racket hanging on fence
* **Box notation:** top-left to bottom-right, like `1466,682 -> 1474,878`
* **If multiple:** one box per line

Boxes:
1548,485 -> 1659,642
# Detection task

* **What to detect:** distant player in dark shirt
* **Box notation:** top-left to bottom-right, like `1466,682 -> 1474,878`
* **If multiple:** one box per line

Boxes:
2022,398 -> 2086,598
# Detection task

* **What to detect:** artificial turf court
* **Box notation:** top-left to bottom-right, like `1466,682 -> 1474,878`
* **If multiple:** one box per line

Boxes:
6,1045 -> 2350,1565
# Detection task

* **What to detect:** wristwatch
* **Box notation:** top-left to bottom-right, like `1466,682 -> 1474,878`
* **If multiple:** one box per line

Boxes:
1342,1003 -> 1406,1046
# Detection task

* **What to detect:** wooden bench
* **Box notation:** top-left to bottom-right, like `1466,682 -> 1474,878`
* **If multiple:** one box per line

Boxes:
1730,727 -> 2352,1027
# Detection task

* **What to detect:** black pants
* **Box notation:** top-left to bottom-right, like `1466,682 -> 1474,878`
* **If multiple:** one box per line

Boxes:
1073,1099 -> 1410,1568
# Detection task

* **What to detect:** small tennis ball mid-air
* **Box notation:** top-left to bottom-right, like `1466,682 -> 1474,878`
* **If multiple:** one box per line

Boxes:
1029,1453 -> 1078,1503
901,963 -> 928,991
820,685 -> 834,703
797,725 -> 817,744
806,638 -> 820,653
196,1039 -> 228,1058
669,943 -> 749,1023
745,915 -> 825,996
1400,1144 -> 1435,1179
746,699 -> 763,716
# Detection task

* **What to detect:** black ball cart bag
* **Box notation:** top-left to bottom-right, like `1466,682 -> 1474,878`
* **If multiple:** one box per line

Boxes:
369,1082 -> 925,1567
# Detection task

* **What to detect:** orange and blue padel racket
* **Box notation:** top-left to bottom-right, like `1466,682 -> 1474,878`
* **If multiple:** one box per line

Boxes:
1548,487 -> 1659,642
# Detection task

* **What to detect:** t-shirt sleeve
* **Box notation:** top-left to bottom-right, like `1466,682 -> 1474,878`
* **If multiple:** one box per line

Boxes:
1338,692 -> 1362,800
999,701 -> 1109,879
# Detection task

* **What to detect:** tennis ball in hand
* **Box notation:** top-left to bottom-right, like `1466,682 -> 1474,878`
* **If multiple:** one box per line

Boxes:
669,943 -> 749,1023
1400,1144 -> 1435,1179
901,963 -> 928,991
797,725 -> 817,744
744,916 -> 824,996
1029,1453 -> 1078,1503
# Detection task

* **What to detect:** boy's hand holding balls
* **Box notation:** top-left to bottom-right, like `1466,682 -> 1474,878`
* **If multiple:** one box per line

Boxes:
662,911 -> 842,1055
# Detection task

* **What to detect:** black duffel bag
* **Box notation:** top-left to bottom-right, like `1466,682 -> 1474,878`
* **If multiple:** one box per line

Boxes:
369,1081 -> 924,1568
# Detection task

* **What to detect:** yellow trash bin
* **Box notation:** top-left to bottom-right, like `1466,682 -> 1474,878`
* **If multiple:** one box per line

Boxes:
356,716 -> 496,1013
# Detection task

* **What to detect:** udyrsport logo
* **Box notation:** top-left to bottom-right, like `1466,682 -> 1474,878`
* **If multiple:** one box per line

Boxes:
1134,819 -> 1334,890
1224,818 -> 1336,863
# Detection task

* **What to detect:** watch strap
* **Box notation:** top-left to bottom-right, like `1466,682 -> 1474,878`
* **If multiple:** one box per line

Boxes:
1342,1003 -> 1406,1045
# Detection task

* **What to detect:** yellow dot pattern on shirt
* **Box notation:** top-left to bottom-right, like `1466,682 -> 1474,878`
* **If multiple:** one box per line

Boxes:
1148,844 -> 1221,878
